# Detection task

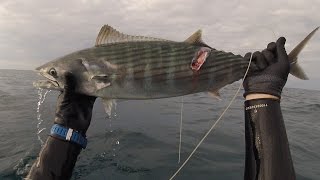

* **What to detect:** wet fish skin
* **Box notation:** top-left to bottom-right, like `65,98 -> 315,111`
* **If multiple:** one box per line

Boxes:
34,26 -> 318,99
35,41 -> 248,99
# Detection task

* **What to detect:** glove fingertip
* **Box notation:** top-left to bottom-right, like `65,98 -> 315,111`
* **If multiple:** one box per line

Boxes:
277,37 -> 286,45
267,42 -> 276,52
276,37 -> 288,61
244,52 -> 252,59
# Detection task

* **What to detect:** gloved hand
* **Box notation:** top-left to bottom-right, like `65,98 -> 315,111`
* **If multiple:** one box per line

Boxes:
243,37 -> 290,98
54,72 -> 96,135
27,73 -> 96,179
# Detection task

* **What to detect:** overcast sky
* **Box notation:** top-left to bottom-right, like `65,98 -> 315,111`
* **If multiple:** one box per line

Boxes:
0,0 -> 319,89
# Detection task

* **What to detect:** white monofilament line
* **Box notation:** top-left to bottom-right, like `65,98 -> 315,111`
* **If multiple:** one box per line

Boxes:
178,96 -> 184,163
169,53 -> 254,180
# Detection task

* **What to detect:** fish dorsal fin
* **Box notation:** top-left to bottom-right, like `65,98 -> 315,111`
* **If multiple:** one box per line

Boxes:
184,29 -> 213,48
95,25 -> 169,46
184,29 -> 204,44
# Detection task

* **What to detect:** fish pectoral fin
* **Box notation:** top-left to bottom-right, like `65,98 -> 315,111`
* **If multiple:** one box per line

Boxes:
208,90 -> 222,100
95,25 -> 170,46
91,75 -> 112,90
95,81 -> 111,91
91,74 -> 110,80
80,58 -> 103,79
101,98 -> 116,116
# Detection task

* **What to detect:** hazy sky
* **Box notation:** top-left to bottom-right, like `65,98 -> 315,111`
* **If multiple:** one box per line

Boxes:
0,0 -> 319,88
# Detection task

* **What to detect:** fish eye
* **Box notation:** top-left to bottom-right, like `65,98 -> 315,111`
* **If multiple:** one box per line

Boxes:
49,68 -> 57,77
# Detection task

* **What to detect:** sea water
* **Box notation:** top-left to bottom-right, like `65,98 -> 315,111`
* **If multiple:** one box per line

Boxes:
0,69 -> 319,180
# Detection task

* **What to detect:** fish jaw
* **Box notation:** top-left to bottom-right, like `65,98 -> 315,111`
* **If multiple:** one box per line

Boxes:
33,68 -> 63,90
33,79 -> 63,91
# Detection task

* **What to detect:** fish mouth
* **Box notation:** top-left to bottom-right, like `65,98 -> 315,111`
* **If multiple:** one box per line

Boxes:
33,72 -> 62,90
40,72 -> 59,87
33,80 -> 61,90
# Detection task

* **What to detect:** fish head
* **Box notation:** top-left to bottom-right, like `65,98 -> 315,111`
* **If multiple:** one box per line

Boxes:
33,49 -> 119,98
34,57 -> 72,91
33,52 -> 92,91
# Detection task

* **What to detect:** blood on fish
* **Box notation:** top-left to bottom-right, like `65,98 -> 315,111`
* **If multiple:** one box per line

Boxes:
190,48 -> 210,72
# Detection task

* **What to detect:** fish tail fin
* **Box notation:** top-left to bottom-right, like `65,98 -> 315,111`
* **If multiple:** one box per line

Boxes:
288,27 -> 319,80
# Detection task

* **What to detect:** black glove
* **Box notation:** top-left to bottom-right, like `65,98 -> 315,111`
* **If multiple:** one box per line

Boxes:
243,37 -> 290,98
54,73 -> 96,135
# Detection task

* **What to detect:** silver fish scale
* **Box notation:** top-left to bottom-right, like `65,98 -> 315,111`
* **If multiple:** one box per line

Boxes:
80,41 -> 248,99
35,27 -> 318,99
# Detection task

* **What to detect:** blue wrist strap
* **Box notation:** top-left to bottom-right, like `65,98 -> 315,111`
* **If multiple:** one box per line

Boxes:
50,124 -> 87,149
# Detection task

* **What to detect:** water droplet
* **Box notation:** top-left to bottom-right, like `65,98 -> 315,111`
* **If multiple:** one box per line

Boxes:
100,152 -> 106,158
36,89 -> 50,146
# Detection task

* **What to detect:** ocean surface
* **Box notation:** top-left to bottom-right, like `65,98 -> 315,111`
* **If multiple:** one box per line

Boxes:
0,69 -> 319,180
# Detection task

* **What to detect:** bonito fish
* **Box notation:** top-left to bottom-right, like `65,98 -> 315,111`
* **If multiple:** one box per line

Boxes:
34,25 -> 318,109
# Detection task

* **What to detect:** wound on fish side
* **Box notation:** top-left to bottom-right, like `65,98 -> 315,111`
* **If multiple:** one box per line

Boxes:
190,47 -> 211,72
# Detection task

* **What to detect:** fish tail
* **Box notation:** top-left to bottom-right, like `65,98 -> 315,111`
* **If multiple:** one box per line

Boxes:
288,27 -> 319,80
